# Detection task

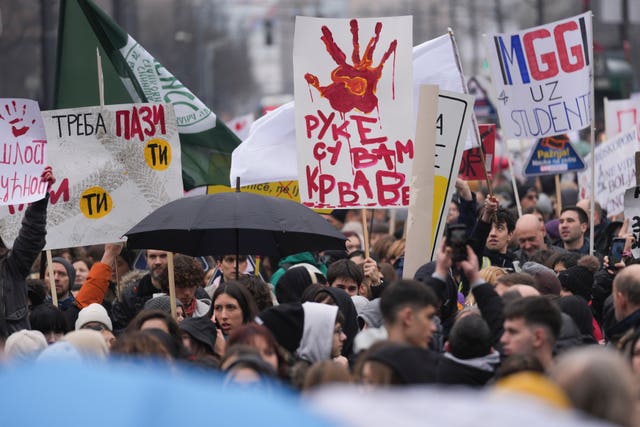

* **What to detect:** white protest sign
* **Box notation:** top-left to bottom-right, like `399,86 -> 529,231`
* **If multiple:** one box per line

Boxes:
485,12 -> 593,139
294,16 -> 414,209
625,187 -> 640,258
604,98 -> 640,140
0,99 -> 48,205
404,85 -> 438,279
0,103 -> 183,249
578,127 -> 639,216
430,90 -> 475,261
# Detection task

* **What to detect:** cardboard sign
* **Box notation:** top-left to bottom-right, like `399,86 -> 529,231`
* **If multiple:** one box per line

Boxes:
294,16 -> 414,209
0,103 -> 183,249
485,12 -> 593,139
524,134 -> 585,175
459,124 -> 496,180
579,127 -> 639,216
0,99 -> 48,205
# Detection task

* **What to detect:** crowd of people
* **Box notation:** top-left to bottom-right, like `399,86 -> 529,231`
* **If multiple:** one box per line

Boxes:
1,169 -> 640,426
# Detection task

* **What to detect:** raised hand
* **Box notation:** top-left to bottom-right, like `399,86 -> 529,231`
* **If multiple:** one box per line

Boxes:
40,166 -> 56,191
304,19 -> 397,114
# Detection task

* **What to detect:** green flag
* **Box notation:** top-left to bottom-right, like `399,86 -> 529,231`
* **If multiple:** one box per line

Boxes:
54,0 -> 241,189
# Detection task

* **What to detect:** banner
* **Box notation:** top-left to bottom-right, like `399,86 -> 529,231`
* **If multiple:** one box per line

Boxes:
55,0 -> 240,190
0,99 -> 48,205
0,103 -> 183,249
294,16 -> 414,209
485,12 -> 593,139
430,91 -> 475,260
459,124 -> 496,180
578,127 -> 639,216
604,98 -> 640,139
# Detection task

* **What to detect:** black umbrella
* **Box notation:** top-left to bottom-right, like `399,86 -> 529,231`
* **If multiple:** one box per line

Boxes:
124,190 -> 346,258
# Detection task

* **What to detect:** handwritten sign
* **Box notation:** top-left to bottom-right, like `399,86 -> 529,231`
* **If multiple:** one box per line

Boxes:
294,16 -> 413,209
0,103 -> 183,249
0,99 -> 48,205
485,12 -> 593,139
579,127 -> 639,216
459,124 -> 496,180
624,187 -> 640,258
604,98 -> 640,140
430,91 -> 475,260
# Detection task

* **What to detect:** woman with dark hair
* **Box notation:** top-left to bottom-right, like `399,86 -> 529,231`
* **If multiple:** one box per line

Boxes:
227,324 -> 287,379
210,281 -> 258,337
125,309 -> 183,358
29,304 -> 70,345
238,275 -> 273,312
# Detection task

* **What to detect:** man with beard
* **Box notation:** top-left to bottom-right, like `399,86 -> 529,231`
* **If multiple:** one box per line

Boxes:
111,250 -> 169,332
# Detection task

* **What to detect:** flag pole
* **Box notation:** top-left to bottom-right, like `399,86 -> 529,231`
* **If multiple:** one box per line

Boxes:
96,47 -> 104,106
46,250 -> 57,307
588,12 -> 595,256
507,148 -> 523,218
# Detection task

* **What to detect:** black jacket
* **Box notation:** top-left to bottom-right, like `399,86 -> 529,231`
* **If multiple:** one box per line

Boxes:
111,273 -> 158,332
0,196 -> 48,339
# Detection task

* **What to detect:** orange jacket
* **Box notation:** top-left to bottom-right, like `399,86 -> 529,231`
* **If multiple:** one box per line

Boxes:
75,262 -> 112,309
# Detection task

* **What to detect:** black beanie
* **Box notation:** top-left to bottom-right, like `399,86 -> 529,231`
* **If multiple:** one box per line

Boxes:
52,257 -> 76,286
256,303 -> 304,354
558,265 -> 593,301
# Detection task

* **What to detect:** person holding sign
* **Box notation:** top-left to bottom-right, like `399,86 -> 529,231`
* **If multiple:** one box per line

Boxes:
0,166 -> 56,340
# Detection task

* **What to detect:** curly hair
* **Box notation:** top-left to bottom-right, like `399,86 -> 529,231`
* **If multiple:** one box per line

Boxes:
172,254 -> 205,289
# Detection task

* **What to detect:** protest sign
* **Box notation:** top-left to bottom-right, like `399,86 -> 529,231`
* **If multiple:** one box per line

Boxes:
485,12 -> 593,139
294,16 -> 414,209
625,186 -> 640,258
0,99 -> 48,205
524,134 -> 585,175
579,127 -> 639,216
459,124 -> 496,180
604,98 -> 640,139
404,85 -> 438,279
430,90 -> 475,260
0,103 -> 183,249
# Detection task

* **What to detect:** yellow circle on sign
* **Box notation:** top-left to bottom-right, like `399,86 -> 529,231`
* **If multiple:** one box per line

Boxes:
144,138 -> 172,171
80,186 -> 113,219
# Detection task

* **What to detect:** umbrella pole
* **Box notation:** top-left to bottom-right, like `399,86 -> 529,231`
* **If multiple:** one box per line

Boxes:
167,252 -> 177,319
361,209 -> 370,259
235,228 -> 240,280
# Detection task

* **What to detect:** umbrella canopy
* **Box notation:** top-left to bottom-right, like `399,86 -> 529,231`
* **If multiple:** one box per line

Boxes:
124,192 -> 346,257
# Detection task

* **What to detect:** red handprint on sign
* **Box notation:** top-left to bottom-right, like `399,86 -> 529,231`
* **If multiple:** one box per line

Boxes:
0,100 -> 35,137
305,19 -> 397,115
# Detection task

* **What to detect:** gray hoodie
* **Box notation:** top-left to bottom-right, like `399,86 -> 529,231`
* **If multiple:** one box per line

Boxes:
296,302 -> 337,363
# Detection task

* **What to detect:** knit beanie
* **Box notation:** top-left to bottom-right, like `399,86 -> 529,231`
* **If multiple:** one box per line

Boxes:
558,266 -> 593,301
52,257 -> 76,287
75,303 -> 113,331
4,330 -> 48,362
144,295 -> 183,314
256,303 -> 304,354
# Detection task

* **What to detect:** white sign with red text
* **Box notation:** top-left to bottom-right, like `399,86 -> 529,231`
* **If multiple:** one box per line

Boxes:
0,103 -> 183,249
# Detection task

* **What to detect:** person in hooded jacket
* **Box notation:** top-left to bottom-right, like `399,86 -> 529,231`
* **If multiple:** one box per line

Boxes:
312,286 -> 358,358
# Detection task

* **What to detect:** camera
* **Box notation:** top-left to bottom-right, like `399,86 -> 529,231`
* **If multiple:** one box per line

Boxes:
446,224 -> 468,263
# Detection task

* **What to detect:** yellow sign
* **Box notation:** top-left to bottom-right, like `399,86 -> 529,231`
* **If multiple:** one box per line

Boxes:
207,181 -> 331,214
